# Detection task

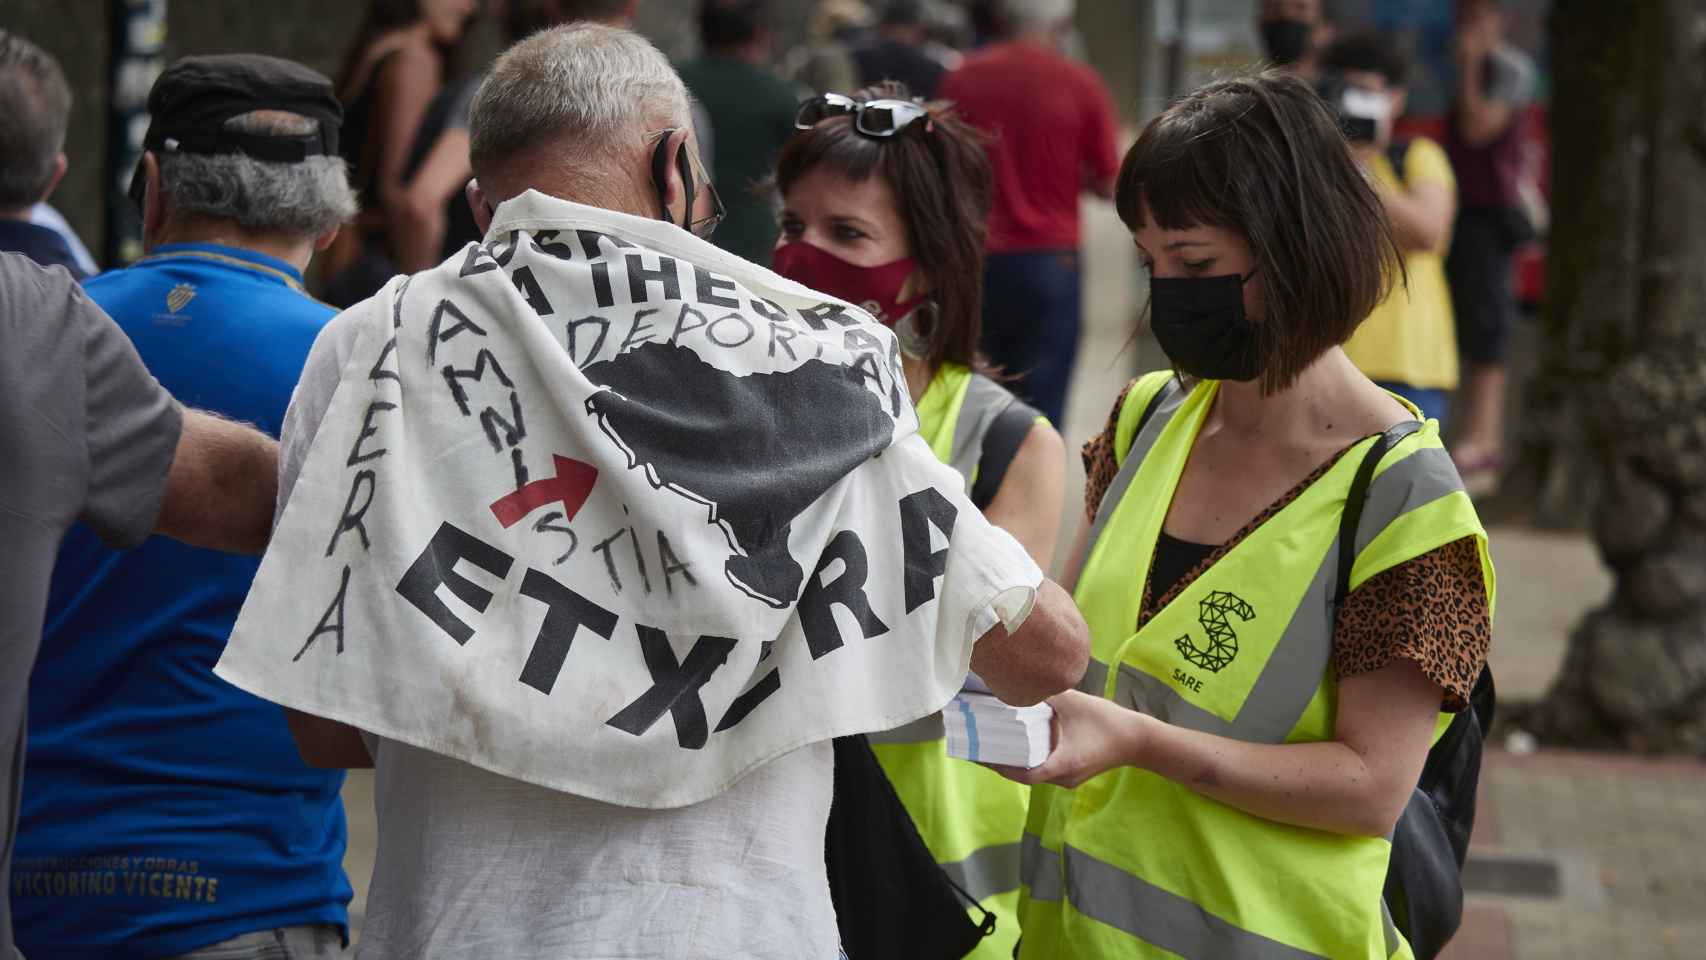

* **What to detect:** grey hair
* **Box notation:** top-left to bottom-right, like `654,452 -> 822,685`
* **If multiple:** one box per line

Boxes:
0,30 -> 72,209
157,110 -> 358,238
469,22 -> 692,182
999,0 -> 1075,31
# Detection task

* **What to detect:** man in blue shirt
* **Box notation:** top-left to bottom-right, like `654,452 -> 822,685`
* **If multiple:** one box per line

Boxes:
13,55 -> 358,960
0,31 -> 86,279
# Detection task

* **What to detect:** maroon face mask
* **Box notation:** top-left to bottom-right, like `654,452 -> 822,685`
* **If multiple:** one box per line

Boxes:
772,240 -> 926,327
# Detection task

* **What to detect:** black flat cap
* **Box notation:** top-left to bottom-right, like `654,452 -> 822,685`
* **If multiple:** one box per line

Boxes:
128,53 -> 342,205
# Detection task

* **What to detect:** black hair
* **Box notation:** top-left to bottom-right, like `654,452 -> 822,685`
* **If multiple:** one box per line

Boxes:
1320,29 -> 1410,88
699,0 -> 768,51
1116,69 -> 1404,393
775,82 -> 993,374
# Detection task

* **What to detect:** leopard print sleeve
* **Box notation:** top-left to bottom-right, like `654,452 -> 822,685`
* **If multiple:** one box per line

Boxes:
1333,536 -> 1491,711
1081,378 -> 1138,523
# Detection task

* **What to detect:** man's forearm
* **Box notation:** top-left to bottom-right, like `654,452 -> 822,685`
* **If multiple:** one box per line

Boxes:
155,408 -> 280,554
970,578 -> 1090,706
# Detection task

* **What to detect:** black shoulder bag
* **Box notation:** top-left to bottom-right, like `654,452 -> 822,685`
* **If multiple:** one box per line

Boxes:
1338,423 -> 1495,960
825,734 -> 994,960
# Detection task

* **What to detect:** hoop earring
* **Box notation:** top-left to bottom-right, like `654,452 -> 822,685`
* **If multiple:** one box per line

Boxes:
895,300 -> 938,358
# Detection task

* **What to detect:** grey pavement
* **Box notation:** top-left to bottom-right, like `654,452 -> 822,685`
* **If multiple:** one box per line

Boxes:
334,200 -> 1706,959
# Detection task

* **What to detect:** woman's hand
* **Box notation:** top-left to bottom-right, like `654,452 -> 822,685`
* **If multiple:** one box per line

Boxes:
989,690 -> 1150,788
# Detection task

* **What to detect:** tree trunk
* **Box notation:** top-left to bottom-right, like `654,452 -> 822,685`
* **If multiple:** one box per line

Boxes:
1523,0 -> 1706,752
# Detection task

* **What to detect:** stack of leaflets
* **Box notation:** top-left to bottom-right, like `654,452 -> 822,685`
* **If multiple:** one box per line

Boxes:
943,691 -> 1054,769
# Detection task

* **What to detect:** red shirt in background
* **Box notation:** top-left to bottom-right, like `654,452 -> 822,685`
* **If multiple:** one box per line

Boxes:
941,40 -> 1122,253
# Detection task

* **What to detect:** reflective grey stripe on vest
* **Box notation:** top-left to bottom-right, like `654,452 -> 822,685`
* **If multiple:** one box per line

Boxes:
1382,898 -> 1400,957
866,713 -> 945,745
1060,844 -> 1330,959
1084,408 -> 1468,744
1079,379 -> 1188,564
1353,445 -> 1465,561
1022,839 -> 1348,958
1077,657 -> 1109,696
941,840 -> 1023,902
946,373 -> 1018,487
1020,832 -> 1064,903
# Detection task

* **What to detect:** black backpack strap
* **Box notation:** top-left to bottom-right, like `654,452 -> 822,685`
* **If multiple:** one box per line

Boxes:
1131,376 -> 1173,442
1387,138 -> 1411,186
970,398 -> 1041,511
1335,420 -> 1423,608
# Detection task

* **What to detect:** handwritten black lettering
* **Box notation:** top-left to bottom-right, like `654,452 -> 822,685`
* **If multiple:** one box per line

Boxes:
768,321 -> 800,361
628,525 -> 652,593
346,400 -> 397,466
534,510 -> 579,565
565,315 -> 611,365
479,393 -> 526,452
707,312 -> 756,349
324,470 -> 377,557
592,527 -> 629,593
292,565 -> 351,662
426,299 -> 487,363
670,303 -> 710,344
443,349 -> 515,416
657,530 -> 696,593
620,308 -> 660,354
369,335 -> 400,382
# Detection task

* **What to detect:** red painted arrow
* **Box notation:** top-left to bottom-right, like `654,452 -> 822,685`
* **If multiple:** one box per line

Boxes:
489,454 -> 599,528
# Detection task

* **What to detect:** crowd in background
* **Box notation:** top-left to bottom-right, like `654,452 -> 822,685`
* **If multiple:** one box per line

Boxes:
0,1 -> 1536,957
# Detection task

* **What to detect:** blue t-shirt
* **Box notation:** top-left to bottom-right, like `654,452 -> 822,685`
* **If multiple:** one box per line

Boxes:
0,219 -> 88,281
12,244 -> 351,958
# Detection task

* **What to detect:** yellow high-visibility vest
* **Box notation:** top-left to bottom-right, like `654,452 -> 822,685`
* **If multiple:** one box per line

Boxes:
1017,371 -> 1494,959
870,362 -> 1037,960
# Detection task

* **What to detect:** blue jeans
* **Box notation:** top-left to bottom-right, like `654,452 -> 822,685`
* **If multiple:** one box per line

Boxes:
1375,380 -> 1449,429
980,249 -> 1082,427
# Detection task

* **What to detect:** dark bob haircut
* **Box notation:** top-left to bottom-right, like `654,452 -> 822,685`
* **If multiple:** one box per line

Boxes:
1320,29 -> 1411,88
774,82 -> 993,373
1116,69 -> 1403,393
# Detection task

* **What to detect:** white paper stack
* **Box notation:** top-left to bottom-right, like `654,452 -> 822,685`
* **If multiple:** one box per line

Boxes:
943,692 -> 1054,769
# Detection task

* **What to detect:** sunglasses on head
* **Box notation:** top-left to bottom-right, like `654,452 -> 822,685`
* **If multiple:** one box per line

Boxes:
794,93 -> 934,139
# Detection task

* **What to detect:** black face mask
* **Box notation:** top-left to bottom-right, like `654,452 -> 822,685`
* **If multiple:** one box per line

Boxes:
1260,18 -> 1312,64
1149,272 -> 1262,382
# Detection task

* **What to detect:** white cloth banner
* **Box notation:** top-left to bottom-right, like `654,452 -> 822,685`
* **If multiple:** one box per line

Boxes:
215,191 -> 1041,808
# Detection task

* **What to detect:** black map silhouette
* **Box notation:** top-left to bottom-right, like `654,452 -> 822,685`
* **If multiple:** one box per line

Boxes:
584,341 -> 894,608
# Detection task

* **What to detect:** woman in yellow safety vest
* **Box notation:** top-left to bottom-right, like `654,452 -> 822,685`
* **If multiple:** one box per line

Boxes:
1007,71 -> 1495,960
773,83 -> 1065,959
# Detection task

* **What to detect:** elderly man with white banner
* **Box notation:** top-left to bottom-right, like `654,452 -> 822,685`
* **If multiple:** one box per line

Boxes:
213,22 -> 1087,960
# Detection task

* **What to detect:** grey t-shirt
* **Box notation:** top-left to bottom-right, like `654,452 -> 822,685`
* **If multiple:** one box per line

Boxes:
0,254 -> 182,957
